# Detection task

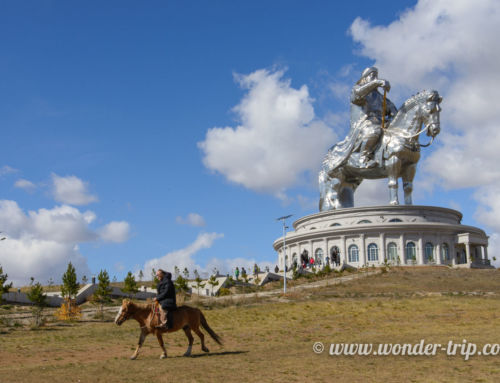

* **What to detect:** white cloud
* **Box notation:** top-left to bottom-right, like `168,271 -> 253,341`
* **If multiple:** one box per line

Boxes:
199,69 -> 336,198
0,238 -> 90,287
0,200 -> 130,285
143,232 -> 224,274
52,173 -> 98,206
99,221 -> 131,243
14,179 -> 36,191
349,0 -> 500,257
176,213 -> 206,227
0,165 -> 18,176
142,232 -> 274,278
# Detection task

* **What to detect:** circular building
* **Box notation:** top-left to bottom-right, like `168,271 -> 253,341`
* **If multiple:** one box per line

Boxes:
273,205 -> 490,269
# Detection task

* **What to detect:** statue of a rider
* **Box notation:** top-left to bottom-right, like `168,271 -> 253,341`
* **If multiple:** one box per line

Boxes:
350,67 -> 398,168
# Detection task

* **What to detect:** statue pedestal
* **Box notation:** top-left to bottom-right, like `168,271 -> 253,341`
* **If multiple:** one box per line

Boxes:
273,205 -> 491,269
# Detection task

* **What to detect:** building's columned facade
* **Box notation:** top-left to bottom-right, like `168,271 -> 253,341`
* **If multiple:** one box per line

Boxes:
273,205 -> 490,269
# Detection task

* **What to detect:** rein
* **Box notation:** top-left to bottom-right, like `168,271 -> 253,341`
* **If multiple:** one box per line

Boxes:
140,301 -> 160,330
389,126 -> 435,148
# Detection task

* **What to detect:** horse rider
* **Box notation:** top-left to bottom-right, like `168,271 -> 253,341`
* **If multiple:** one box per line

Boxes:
351,67 -> 398,168
154,269 -> 177,329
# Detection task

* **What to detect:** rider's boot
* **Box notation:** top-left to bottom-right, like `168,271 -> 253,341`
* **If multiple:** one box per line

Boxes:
359,136 -> 378,168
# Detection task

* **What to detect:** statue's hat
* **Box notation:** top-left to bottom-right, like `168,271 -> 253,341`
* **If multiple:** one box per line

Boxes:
357,67 -> 378,84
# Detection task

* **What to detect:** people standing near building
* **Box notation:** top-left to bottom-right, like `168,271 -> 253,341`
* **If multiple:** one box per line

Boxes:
235,267 -> 240,280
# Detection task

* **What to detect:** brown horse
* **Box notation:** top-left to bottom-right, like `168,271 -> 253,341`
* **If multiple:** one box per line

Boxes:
114,299 -> 222,360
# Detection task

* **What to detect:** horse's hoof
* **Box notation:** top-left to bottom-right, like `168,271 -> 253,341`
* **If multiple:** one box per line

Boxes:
160,354 -> 167,359
130,355 -> 137,360
202,347 -> 209,353
183,352 -> 191,357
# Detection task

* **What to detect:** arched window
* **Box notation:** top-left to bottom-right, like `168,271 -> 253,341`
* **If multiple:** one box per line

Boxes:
348,244 -> 359,263
406,242 -> 416,261
315,248 -> 323,264
357,220 -> 372,224
389,218 -> 403,222
441,243 -> 450,261
387,242 -> 398,262
425,242 -> 434,261
367,243 -> 378,261
330,223 -> 341,227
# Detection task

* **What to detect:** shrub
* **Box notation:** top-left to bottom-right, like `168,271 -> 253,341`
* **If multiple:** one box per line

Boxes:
218,287 -> 231,296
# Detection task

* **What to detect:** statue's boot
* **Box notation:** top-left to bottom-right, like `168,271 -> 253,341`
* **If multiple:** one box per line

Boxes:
359,135 -> 379,168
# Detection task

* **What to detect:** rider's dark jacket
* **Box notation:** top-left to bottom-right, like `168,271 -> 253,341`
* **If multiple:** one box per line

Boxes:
157,273 -> 177,311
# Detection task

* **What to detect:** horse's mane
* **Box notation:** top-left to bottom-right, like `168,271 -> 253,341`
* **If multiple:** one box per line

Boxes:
389,90 -> 438,128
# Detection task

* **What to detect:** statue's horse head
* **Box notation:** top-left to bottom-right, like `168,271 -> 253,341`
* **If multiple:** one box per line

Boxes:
420,90 -> 442,138
389,89 -> 442,139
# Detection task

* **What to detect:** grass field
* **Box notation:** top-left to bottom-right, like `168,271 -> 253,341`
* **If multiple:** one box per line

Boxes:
1,267 -> 500,383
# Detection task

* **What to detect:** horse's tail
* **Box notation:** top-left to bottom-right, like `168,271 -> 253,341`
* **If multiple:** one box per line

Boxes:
200,311 -> 223,345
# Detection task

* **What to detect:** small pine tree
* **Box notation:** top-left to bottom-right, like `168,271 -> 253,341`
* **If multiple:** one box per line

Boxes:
82,275 -> 88,284
61,262 -> 79,314
194,275 -> 205,296
27,277 -> 47,327
207,275 -> 219,296
92,270 -> 113,318
47,277 -> 54,288
61,262 -> 80,299
0,264 -> 12,302
241,269 -> 249,283
138,270 -> 144,282
174,275 -> 189,293
174,266 -> 180,279
183,267 -> 189,279
112,275 -> 117,283
122,271 -> 139,298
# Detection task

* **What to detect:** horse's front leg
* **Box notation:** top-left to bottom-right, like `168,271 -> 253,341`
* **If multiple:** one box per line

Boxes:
156,332 -> 168,359
130,329 -> 148,360
386,156 -> 401,205
402,163 -> 417,205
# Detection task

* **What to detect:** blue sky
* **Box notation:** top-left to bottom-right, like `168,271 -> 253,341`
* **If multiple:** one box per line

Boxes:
1,0 -> 499,285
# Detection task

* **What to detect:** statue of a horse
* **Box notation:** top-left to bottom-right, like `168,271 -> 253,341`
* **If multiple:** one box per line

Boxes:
319,90 -> 442,210
115,299 -> 222,360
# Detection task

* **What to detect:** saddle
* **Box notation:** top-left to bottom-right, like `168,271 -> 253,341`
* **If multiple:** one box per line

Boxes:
152,301 -> 174,329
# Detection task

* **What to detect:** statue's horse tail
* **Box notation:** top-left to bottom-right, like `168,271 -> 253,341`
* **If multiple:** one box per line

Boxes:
200,311 -> 223,345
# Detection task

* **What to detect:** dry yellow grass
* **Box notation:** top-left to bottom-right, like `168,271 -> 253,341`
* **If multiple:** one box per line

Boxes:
1,267 -> 500,383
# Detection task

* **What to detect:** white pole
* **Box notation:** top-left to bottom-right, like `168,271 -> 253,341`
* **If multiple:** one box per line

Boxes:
276,215 -> 292,294
283,222 -> 287,294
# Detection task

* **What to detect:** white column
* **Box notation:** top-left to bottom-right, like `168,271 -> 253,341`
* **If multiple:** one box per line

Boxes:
484,245 -> 489,260
418,236 -> 424,265
399,234 -> 405,265
465,242 -> 471,264
451,242 -> 457,266
341,236 -> 347,265
436,243 -> 442,265
360,235 -> 366,266
324,239 -> 328,263
379,233 -> 386,264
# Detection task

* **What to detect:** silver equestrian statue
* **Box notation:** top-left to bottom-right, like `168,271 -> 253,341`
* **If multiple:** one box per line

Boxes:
319,67 -> 442,211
